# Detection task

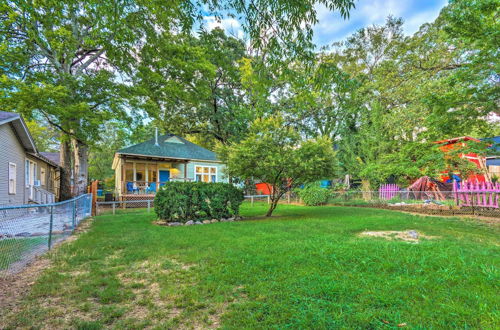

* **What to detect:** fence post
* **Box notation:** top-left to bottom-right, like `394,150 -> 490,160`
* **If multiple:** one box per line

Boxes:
251,196 -> 254,206
147,200 -> 151,213
267,195 -> 270,204
72,199 -> 76,229
112,202 -> 116,215
48,205 -> 54,250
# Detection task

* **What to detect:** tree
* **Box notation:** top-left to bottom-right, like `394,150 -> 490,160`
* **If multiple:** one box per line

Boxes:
220,115 -> 337,216
25,120 -> 59,152
0,0 -> 355,199
134,28 -> 251,147
0,1 -> 171,198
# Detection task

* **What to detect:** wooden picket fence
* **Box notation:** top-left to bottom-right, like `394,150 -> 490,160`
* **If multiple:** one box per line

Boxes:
379,184 -> 400,200
453,181 -> 500,208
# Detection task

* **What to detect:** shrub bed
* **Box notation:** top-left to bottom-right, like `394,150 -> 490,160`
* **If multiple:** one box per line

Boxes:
154,182 -> 244,223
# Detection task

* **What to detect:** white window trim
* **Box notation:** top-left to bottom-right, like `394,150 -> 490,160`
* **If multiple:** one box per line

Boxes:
8,162 -> 16,195
25,158 -> 37,188
195,165 -> 217,183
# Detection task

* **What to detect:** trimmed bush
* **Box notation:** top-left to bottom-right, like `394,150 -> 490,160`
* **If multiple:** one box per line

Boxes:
297,184 -> 331,206
154,182 -> 244,222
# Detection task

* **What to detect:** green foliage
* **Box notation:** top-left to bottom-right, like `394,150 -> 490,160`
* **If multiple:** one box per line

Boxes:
220,115 -> 338,216
296,184 -> 331,206
133,28 -> 251,147
154,182 -> 244,222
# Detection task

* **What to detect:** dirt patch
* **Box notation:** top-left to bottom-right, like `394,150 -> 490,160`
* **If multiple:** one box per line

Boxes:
359,230 -> 439,243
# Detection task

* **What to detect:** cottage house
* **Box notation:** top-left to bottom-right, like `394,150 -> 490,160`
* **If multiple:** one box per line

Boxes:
111,133 -> 228,200
0,111 -> 60,205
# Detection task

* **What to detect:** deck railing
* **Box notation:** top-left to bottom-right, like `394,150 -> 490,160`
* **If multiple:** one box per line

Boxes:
121,178 -> 192,195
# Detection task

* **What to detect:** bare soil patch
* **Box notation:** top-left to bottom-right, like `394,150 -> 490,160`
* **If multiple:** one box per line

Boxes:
359,230 -> 439,243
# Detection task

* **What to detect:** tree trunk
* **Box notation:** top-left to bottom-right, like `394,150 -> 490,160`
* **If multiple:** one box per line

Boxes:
72,138 -> 89,196
265,201 -> 278,217
361,179 -> 372,201
59,139 -> 73,201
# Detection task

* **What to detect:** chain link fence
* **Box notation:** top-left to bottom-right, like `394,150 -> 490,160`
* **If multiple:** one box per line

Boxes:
327,190 -> 500,218
242,190 -> 499,218
96,199 -> 155,216
0,194 -> 92,276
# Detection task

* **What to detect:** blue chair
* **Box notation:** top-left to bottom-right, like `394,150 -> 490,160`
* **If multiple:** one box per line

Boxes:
126,182 -> 138,193
147,182 -> 157,193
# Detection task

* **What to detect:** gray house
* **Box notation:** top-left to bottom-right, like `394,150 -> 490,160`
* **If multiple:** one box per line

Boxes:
0,112 -> 60,205
111,133 -> 228,200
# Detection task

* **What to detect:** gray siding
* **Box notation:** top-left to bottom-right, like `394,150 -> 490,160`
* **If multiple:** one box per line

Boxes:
0,124 -> 26,205
186,161 -> 228,183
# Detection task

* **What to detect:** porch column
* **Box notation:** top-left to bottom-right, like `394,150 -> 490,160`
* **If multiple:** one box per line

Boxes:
184,162 -> 188,182
121,159 -> 125,194
145,164 -> 148,183
133,162 -> 136,183
157,166 -> 160,186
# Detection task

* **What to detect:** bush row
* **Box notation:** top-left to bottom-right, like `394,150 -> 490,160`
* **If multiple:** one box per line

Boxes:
154,182 -> 244,223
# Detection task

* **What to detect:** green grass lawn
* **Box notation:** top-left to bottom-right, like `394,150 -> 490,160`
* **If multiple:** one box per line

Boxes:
2,203 -> 499,329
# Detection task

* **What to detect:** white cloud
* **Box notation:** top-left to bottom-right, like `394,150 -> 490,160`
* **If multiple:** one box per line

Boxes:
313,0 -> 447,45
403,7 -> 444,35
203,16 -> 245,39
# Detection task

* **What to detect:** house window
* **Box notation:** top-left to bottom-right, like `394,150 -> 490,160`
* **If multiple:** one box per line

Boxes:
40,167 -> 46,186
8,162 -> 16,194
195,166 -> 217,183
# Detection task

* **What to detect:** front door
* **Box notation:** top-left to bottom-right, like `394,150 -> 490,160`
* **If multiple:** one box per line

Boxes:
159,170 -> 170,185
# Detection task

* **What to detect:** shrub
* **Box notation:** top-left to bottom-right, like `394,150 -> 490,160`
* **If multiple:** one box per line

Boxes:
154,182 -> 244,222
296,184 -> 331,206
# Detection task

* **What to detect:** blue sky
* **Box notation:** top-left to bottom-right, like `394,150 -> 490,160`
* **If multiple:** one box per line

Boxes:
313,0 -> 449,46
203,0 -> 449,46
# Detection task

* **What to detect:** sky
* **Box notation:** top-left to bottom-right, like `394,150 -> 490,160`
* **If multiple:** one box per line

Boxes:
313,0 -> 449,46
203,0 -> 449,47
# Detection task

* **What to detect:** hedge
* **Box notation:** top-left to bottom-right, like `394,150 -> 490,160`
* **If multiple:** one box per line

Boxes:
154,182 -> 244,223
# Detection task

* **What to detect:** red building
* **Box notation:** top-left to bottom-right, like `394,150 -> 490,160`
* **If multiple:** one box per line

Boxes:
434,136 -> 487,183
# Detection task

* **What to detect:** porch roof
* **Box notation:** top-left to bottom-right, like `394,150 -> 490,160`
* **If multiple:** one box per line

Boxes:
116,133 -> 220,162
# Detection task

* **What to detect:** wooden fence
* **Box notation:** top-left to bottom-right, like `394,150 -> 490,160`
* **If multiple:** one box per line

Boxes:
379,184 -> 400,200
454,181 -> 500,208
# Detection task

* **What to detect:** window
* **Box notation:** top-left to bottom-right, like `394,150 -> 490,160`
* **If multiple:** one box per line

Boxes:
8,162 -> 16,194
195,166 -> 217,183
40,167 -> 46,186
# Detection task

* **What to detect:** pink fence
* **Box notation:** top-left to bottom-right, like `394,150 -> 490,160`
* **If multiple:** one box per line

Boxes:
454,181 -> 500,208
379,184 -> 400,200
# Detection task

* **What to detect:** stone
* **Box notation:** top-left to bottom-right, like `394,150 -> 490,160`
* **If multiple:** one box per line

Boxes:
211,219 -> 219,223
195,221 -> 203,225
51,230 -> 64,235
202,220 -> 211,224
30,232 -> 45,237
168,222 -> 182,227
15,232 -> 31,237
185,220 -> 194,226
407,230 -> 419,239
227,217 -> 235,221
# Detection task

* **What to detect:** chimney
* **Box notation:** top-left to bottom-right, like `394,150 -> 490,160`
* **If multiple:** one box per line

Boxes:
155,127 -> 159,146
